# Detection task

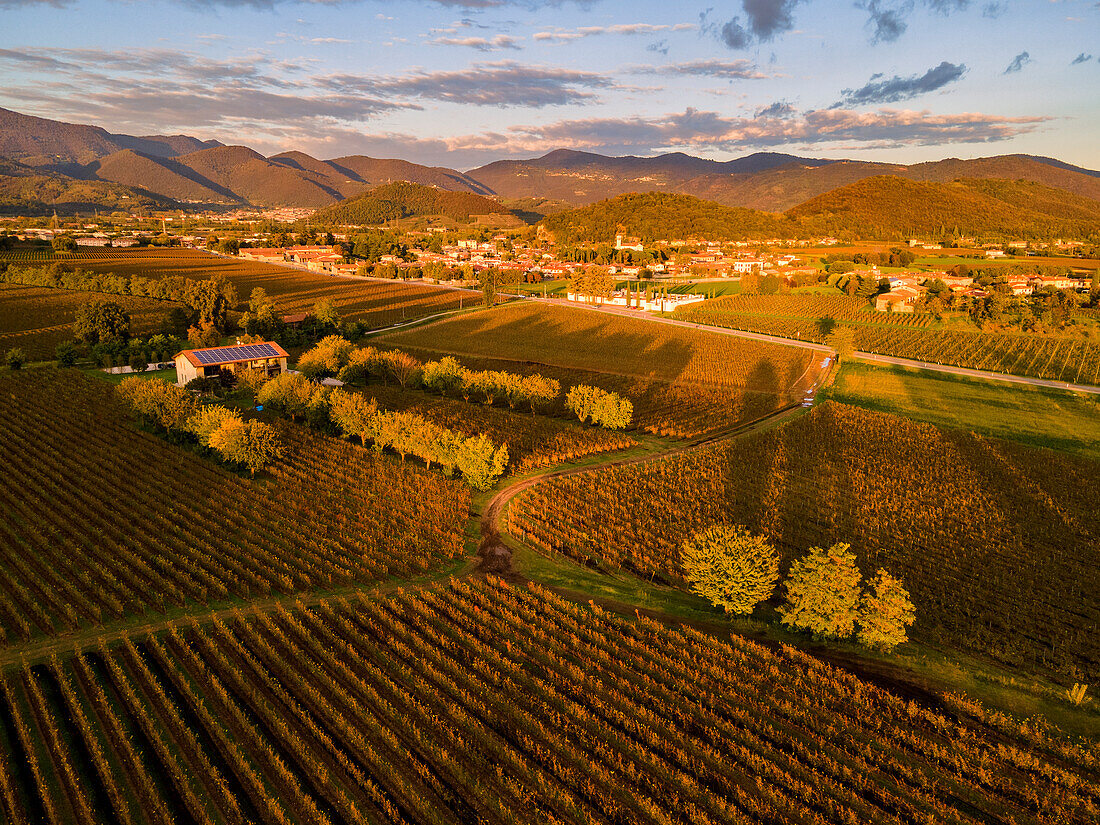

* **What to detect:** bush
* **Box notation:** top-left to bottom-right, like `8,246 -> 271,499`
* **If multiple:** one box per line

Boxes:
779,543 -> 863,640
681,525 -> 780,614
55,341 -> 77,368
857,569 -> 916,651
5,348 -> 26,370
128,353 -> 148,372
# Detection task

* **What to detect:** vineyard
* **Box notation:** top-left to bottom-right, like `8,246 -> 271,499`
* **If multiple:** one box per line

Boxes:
1,577 -> 1096,824
0,370 -> 469,645
683,295 -> 1100,385
382,301 -> 822,437
0,284 -> 182,359
0,248 -> 479,329
362,383 -> 636,474
508,402 -> 1100,679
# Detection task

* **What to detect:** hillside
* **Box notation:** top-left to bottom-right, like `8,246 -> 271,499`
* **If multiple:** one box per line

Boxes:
84,149 -> 243,204
540,191 -> 797,243
468,149 -> 828,203
786,175 -> 1100,238
310,181 -> 514,225
0,106 -> 219,168
330,155 -> 495,195
0,156 -> 176,214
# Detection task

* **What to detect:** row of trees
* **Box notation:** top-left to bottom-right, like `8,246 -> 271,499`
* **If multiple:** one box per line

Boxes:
116,378 -> 284,476
3,264 -> 239,331
256,373 -> 508,489
296,336 -> 633,429
681,525 -> 915,652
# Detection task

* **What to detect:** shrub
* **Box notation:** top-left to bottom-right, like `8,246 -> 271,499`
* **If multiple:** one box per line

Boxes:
187,405 -> 243,447
209,418 -> 284,476
681,525 -> 780,614
257,373 -> 318,421
780,543 -> 863,640
5,348 -> 26,370
857,569 -> 916,651
297,335 -> 354,379
55,341 -> 77,368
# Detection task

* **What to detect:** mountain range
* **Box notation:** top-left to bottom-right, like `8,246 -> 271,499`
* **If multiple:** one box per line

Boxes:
1,106 -> 1098,226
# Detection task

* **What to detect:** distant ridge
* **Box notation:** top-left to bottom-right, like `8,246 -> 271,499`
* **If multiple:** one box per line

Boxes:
310,182 -> 515,225
0,106 -> 1097,214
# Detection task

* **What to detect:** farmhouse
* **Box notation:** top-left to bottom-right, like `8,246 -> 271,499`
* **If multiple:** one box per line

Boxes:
174,342 -> 288,386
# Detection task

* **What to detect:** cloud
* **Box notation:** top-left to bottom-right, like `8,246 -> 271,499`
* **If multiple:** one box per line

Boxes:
430,34 -> 521,51
647,40 -> 670,56
714,0 -> 803,49
981,2 -> 1006,18
857,0 -> 975,43
834,61 -> 966,107
1004,51 -> 1031,73
324,61 -> 614,107
629,59 -> 772,79
436,106 -> 1049,161
755,100 -> 796,118
533,23 -> 695,42
1071,52 -> 1093,65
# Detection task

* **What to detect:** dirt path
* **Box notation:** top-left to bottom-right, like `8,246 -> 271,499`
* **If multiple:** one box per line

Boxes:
477,403 -> 806,578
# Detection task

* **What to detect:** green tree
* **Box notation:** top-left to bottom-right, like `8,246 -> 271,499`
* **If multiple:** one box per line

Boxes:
313,298 -> 341,330
257,373 -> 317,421
74,300 -> 131,345
455,434 -> 509,490
523,374 -> 560,414
779,542 -> 863,640
825,326 -> 855,360
422,357 -> 468,397
55,341 -> 77,368
480,267 -> 500,307
592,391 -> 633,430
681,525 -> 780,615
5,348 -> 26,370
328,389 -> 379,445
184,276 -> 237,331
857,569 -> 916,651
51,235 -> 77,253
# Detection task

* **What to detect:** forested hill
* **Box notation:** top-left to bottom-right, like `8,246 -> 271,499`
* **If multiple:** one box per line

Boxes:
310,182 -> 516,225
540,192 -> 797,243
787,175 -> 1100,239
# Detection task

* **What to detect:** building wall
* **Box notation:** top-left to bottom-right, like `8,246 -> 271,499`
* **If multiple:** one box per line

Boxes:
175,356 -> 200,386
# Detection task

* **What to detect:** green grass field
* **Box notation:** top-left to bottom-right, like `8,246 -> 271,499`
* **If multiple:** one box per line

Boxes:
824,360 -> 1100,461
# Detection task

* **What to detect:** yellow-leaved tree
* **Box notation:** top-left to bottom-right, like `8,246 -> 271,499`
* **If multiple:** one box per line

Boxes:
680,525 -> 780,615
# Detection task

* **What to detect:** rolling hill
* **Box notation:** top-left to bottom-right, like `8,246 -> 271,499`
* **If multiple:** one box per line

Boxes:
0,156 -> 177,215
310,181 -> 516,225
786,175 -> 1100,238
540,191 -> 796,244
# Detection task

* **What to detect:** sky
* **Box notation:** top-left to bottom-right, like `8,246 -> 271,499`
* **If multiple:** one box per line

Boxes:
0,0 -> 1097,171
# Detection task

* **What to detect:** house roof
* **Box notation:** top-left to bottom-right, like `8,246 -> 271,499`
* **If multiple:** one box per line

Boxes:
174,341 -> 288,368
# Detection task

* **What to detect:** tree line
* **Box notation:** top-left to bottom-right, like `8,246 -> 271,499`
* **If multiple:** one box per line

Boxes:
297,335 -> 632,430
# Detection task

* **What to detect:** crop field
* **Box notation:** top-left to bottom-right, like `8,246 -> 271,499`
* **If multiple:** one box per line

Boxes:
826,360 -> 1100,461
1,577 -> 1096,825
381,301 -> 822,437
509,402 -> 1100,680
683,294 -> 1100,385
361,383 -> 637,474
0,249 -> 479,329
0,370 -> 469,645
0,284 -> 181,360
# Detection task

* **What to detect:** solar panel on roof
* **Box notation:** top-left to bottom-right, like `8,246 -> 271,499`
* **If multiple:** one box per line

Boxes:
193,343 -> 280,365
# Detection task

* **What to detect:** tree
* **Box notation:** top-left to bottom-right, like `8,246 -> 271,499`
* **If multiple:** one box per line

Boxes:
116,377 -> 197,434
313,298 -> 341,330
74,300 -> 131,345
379,349 -> 421,389
184,276 -> 237,331
186,405 -> 243,447
480,268 -> 500,307
681,525 -> 780,615
816,316 -> 837,338
328,389 -> 379,446
825,326 -> 855,360
523,374 -> 560,414
209,419 -> 283,476
455,434 -> 509,490
592,392 -> 632,430
52,235 -> 77,253
857,569 -> 916,651
257,373 -> 317,421
565,385 -> 599,422
297,335 -> 353,379
5,348 -> 26,370
55,341 -> 77,367
422,357 -> 467,397
779,543 -> 863,640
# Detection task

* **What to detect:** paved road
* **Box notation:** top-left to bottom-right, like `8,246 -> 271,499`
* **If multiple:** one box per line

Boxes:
524,297 -> 1100,396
